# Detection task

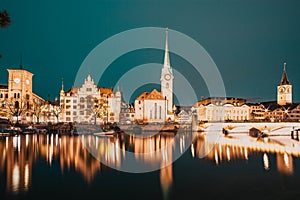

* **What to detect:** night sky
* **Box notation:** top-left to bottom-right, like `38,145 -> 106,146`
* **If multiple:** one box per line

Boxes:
1,0 -> 300,105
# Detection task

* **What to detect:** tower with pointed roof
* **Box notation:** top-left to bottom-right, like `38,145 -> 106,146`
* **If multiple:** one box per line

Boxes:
161,28 -> 174,113
277,63 -> 292,105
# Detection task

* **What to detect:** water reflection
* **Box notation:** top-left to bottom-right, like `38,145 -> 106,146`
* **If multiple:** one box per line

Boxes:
192,133 -> 297,175
0,132 -> 190,198
0,134 -> 102,194
1,130 -> 299,197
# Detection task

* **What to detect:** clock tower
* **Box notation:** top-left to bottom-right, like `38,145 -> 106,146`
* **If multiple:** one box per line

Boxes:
277,63 -> 292,105
161,28 -> 173,113
7,67 -> 33,100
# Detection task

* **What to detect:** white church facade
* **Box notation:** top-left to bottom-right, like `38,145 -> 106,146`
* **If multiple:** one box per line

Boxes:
134,28 -> 174,123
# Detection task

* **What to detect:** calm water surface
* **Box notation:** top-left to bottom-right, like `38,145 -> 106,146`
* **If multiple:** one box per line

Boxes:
1,131 -> 300,200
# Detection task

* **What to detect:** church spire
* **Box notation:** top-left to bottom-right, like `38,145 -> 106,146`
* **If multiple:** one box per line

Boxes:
279,62 -> 291,85
164,28 -> 170,68
60,77 -> 64,92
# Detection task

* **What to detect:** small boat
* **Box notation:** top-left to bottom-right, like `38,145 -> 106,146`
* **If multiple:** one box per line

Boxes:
93,130 -> 115,136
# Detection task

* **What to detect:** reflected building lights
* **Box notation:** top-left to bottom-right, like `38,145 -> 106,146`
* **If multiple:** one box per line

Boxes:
12,164 -> 20,193
24,164 -> 29,191
263,153 -> 270,171
192,133 -> 297,175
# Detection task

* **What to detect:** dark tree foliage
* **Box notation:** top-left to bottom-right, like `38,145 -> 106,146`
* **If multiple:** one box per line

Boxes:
0,10 -> 10,58
0,10 -> 11,28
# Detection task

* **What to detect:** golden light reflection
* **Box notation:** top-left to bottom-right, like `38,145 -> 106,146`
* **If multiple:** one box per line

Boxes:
12,164 -> 20,193
263,153 -> 270,171
192,133 -> 298,175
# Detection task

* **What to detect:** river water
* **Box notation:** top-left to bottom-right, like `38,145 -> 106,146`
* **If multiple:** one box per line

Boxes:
1,130 -> 300,200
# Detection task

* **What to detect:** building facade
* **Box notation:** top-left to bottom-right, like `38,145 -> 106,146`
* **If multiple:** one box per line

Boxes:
134,89 -> 167,123
194,97 -> 250,122
0,67 -> 45,123
59,74 -> 121,124
134,28 -> 174,123
277,63 -> 292,106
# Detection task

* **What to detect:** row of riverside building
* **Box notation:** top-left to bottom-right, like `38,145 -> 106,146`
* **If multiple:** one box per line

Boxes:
0,29 -> 299,124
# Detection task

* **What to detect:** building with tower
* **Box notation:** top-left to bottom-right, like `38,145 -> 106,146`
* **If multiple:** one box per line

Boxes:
0,66 -> 45,123
134,28 -> 174,123
277,63 -> 292,105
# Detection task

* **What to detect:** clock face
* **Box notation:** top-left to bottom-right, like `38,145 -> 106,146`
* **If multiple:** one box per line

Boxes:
14,78 -> 20,84
26,79 -> 30,85
164,74 -> 171,81
279,87 -> 285,94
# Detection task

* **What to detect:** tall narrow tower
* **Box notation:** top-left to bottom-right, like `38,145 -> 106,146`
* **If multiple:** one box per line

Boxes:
277,63 -> 292,105
161,28 -> 173,113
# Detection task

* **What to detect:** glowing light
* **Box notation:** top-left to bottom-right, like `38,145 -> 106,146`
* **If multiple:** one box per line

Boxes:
12,164 -> 20,193
26,134 -> 29,147
191,144 -> 195,158
263,153 -> 270,170
284,153 -> 289,168
180,138 -> 183,154
55,134 -> 58,146
24,164 -> 29,191
244,147 -> 248,160
226,146 -> 230,161
214,149 -> 219,165
6,137 -> 9,149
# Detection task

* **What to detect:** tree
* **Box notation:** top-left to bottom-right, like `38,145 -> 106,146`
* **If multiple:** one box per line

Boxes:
85,96 -> 109,124
0,10 -> 11,59
31,99 -> 44,123
0,10 -> 10,28
52,104 -> 63,123
5,97 -> 29,125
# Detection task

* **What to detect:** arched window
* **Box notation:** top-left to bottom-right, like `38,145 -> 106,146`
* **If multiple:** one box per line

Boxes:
166,83 -> 169,89
80,97 -> 85,103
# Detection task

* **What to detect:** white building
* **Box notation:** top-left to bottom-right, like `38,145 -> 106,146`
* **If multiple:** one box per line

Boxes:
134,28 -> 174,122
60,74 -> 121,124
277,63 -> 292,105
0,66 -> 45,123
134,89 -> 167,123
194,97 -> 250,122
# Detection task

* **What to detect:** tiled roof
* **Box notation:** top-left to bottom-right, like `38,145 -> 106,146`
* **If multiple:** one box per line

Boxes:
136,89 -> 165,101
99,88 -> 113,96
65,88 -> 79,96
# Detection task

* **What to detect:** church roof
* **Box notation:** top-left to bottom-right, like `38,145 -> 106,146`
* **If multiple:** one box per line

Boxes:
279,63 -> 291,85
136,89 -> 165,101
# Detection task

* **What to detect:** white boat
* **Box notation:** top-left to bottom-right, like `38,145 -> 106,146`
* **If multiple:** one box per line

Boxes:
93,130 -> 115,136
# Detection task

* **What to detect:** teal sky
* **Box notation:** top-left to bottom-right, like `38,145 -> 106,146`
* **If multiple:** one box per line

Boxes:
1,0 -> 300,104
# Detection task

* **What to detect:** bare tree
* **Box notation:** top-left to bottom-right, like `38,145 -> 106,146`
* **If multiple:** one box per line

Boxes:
52,104 -> 63,123
5,97 -> 29,125
31,99 -> 44,123
85,96 -> 108,124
